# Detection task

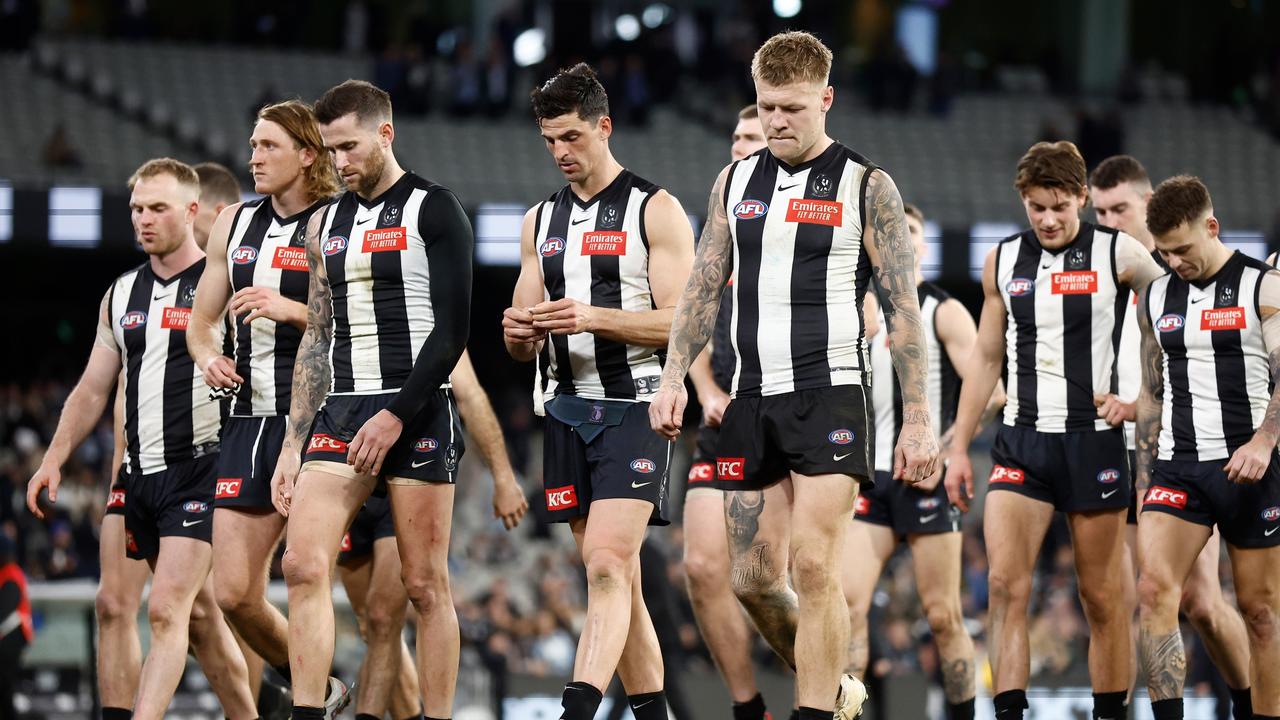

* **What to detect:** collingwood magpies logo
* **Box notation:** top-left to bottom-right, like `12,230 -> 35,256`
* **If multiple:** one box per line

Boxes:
601,205 -> 619,229
811,173 -> 833,198
382,205 -> 400,225
1067,247 -> 1087,270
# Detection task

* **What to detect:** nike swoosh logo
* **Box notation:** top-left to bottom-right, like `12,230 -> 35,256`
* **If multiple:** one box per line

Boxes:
182,519 -> 204,527
411,459 -> 436,468
1266,527 -> 1278,537
266,231 -> 288,239
920,513 -> 938,523
1041,263 -> 1052,269
1190,296 -> 1206,304
633,700 -> 654,709
571,217 -> 592,225
631,481 -> 652,489
1101,489 -> 1119,499
833,452 -> 854,461
777,183 -> 798,192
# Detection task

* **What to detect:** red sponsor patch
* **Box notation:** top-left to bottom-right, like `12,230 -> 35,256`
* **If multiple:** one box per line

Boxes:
716,457 -> 746,481
1200,307 -> 1246,331
581,231 -> 627,256
545,485 -> 579,510
854,495 -> 871,516
161,306 -> 192,330
308,434 -> 348,454
106,489 -> 126,509
215,478 -> 242,499
125,530 -> 138,554
362,226 -> 407,252
272,246 -> 308,271
1051,271 -> 1098,295
687,462 -> 714,484
340,533 -> 352,552
1144,486 -> 1188,509
989,465 -> 1025,485
784,198 -> 843,227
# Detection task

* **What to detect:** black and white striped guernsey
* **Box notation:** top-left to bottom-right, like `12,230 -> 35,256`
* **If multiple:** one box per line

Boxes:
316,172 -> 455,394
108,259 -> 225,475
534,170 -> 665,402
995,222 -> 1131,432
225,198 -> 329,416
722,142 -> 876,398
1146,252 -> 1272,461
1115,249 -> 1170,450
870,283 -> 960,473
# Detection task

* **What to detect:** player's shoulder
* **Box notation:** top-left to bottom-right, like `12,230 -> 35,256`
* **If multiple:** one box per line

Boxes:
831,141 -> 878,172
622,169 -> 663,196
919,281 -> 953,303
1237,250 -> 1273,274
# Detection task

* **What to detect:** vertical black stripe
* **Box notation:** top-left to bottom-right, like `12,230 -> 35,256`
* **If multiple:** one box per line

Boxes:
542,194 -> 576,396
790,160 -> 844,388
852,240 -> 873,387
1160,278 -> 1196,459
121,270 -> 152,474
1211,261 -> 1253,451
230,201 -> 269,415
925,285 -> 962,431
371,187 -> 416,390
327,198 -> 357,392
1062,232 -> 1097,430
273,209 -> 313,415
162,262 -> 202,465
731,157 -> 776,395
591,185 -> 638,398
1109,233 -> 1128,396
1010,235 -> 1040,426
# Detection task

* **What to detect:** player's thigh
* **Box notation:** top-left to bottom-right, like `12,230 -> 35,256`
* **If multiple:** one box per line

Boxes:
1223,542 -> 1280,611
149,535 -> 214,607
1135,511 -> 1211,594
581,498 -> 654,565
387,482 -> 455,577
1181,526 -> 1226,605
843,520 -> 896,611
338,555 -> 374,620
1066,509 -> 1130,585
286,469 -> 371,566
99,513 -> 150,603
907,530 -> 965,612
723,479 -> 793,565
683,489 -> 730,574
983,491 -> 1054,577
212,507 -> 284,589
789,471 -> 859,549
367,536 -> 408,610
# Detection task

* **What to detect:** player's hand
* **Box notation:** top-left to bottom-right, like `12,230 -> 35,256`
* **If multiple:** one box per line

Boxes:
199,354 -> 243,389
27,463 -> 62,519
700,388 -> 731,428
502,307 -> 546,345
943,449 -> 975,512
492,473 -> 528,530
913,458 -> 946,493
1224,435 -> 1273,484
231,286 -> 295,325
271,449 -> 300,516
893,416 -> 940,486
348,409 -> 403,476
529,298 -> 594,335
649,381 -> 688,441
1094,393 -> 1135,427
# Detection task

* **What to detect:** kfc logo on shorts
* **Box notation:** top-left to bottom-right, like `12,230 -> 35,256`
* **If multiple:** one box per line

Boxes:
106,489 -> 126,509
1097,468 -> 1121,484
322,235 -> 348,256
1144,486 -> 1188,509
340,533 -> 352,552
854,495 -> 871,516
989,465 -> 1025,485
308,434 -> 348,454
1262,506 -> 1280,522
1005,278 -> 1034,297
733,199 -> 768,220
540,237 -> 566,257
1157,314 -> 1185,333
688,462 -> 714,484
216,479 -> 242,499
716,457 -> 746,481
230,246 -> 258,264
545,485 -> 579,510
828,429 -> 855,445
630,458 -> 657,474
183,501 -> 208,514
415,438 -> 438,453
120,310 -> 147,330
917,497 -> 941,510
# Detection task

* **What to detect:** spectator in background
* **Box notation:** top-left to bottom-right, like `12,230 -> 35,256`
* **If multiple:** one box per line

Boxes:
0,532 -> 33,720
449,39 -> 482,116
42,123 -> 83,170
483,38 -> 511,117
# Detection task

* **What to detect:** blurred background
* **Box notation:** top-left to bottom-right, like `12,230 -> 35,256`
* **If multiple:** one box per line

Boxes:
1,0 -> 1278,718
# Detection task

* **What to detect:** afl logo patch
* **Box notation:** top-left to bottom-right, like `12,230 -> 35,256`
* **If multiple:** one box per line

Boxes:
733,199 -> 768,220
323,236 -> 348,256
1097,468 -> 1120,484
540,237 -> 566,257
230,246 -> 258,264
630,458 -> 657,474
182,501 -> 208,513
828,429 -> 855,445
1006,278 -> 1034,296
1157,314 -> 1185,333
415,437 -> 438,453
120,310 -> 147,329
1263,506 -> 1280,522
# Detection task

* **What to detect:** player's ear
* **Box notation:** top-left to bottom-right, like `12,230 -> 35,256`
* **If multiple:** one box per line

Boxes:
298,145 -> 316,170
597,114 -> 612,140
1205,214 -> 1219,238
379,120 -> 395,148
821,84 -> 834,112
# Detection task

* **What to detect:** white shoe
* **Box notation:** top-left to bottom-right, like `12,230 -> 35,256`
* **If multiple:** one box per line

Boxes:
322,676 -> 351,719
834,673 -> 868,719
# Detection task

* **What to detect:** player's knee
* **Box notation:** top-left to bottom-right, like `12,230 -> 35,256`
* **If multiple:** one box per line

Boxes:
1078,581 -> 1123,622
95,586 -> 139,625
1179,585 -> 1219,626
1237,594 -> 1279,642
922,596 -> 965,638
401,567 -> 450,616
214,578 -> 253,619
364,597 -> 404,641
683,546 -> 727,594
584,547 -> 634,593
988,569 -> 1030,610
790,545 -> 837,597
1136,571 -> 1180,618
281,546 -> 329,589
146,595 -> 185,636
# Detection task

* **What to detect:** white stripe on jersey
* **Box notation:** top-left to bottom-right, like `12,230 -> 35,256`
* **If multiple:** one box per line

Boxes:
870,293 -> 943,473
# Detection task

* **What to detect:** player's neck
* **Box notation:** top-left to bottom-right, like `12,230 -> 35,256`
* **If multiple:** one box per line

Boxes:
271,181 -> 313,219
149,235 -> 203,278
1132,225 -> 1156,252
571,155 -> 624,202
778,134 -> 833,167
1197,241 -> 1234,281
359,154 -> 406,202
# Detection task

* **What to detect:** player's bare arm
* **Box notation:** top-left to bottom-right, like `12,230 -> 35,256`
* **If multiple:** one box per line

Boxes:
187,203 -> 242,388
862,167 -> 939,483
503,206 -> 548,363
1094,232 -> 1168,426
650,164 -> 733,439
28,292 -> 124,517
1224,269 -> 1280,483
935,297 -> 1005,434
943,248 -> 1008,511
688,348 -> 729,427
271,212 -> 332,515
529,189 -> 694,347
450,349 -> 528,530
1133,285 -> 1164,500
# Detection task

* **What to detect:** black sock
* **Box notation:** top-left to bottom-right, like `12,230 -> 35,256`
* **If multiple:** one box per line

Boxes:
273,663 -> 293,684
733,693 -> 769,720
789,711 -> 800,720
102,709 -> 133,720
355,715 -> 379,720
628,692 -> 668,720
560,681 -> 603,720
406,716 -> 428,720
797,708 -> 834,720
1093,691 -> 1127,720
423,717 -> 449,720
1252,715 -> 1280,719
948,697 -> 976,720
291,707 -> 325,720
994,690 -> 1028,720
1228,686 -> 1252,720
1150,698 -> 1183,720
